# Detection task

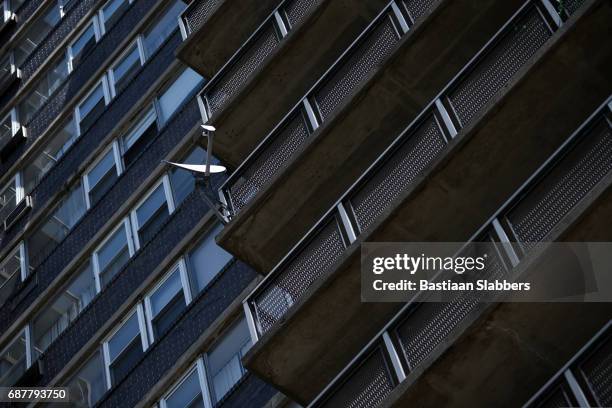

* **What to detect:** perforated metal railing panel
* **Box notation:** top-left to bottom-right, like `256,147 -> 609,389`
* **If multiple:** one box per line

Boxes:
393,240 -> 506,370
184,0 -> 220,35
313,14 -> 401,122
402,0 -> 438,24
206,22 -> 280,117
227,111 -> 309,213
349,113 -> 446,233
562,0 -> 586,16
283,0 -> 324,28
578,335 -> 612,406
446,6 -> 551,128
506,117 -> 612,245
529,385 -> 577,408
252,217 -> 346,335
319,347 -> 395,408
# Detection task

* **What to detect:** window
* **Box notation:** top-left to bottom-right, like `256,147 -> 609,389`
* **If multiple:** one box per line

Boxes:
99,0 -> 131,34
169,147 -> 208,206
0,53 -> 16,80
23,117 -> 78,193
0,174 -> 23,222
93,220 -> 134,290
68,19 -> 101,71
144,262 -> 191,342
83,143 -> 122,208
158,68 -> 203,124
31,263 -> 95,356
187,224 -> 232,294
143,1 -> 187,57
27,182 -> 86,267
76,79 -> 110,133
204,318 -> 252,402
0,109 -> 19,149
130,177 -> 174,248
19,56 -> 69,124
109,40 -> 144,97
120,106 -> 157,167
103,308 -> 148,387
65,350 -> 106,408
161,365 -> 206,408
13,3 -> 61,67
0,244 -> 26,306
0,329 -> 27,386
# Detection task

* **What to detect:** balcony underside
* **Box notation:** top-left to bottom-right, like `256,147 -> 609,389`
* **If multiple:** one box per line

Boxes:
381,185 -> 612,408
177,0 -> 278,78
210,0 -> 389,167
218,0 -> 527,272
242,2 -> 612,403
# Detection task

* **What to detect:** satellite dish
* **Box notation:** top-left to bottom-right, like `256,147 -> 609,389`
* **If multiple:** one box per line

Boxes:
163,161 -> 226,174
201,124 -> 216,132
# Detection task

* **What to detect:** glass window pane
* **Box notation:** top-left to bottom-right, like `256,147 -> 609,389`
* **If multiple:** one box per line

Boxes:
19,57 -> 69,124
14,4 -> 61,66
28,183 -> 86,267
0,331 -> 27,386
108,312 -> 140,361
24,118 -> 78,193
149,268 -> 182,317
87,148 -> 118,206
169,147 -> 206,206
0,246 -> 23,306
188,224 -> 232,294
136,183 -> 166,229
122,107 -> 157,167
97,224 -> 129,286
112,44 -> 141,94
66,351 -> 106,408
143,1 -> 187,56
0,113 -> 12,148
79,83 -> 105,132
0,179 -> 18,221
158,68 -> 203,123
101,0 -> 129,30
165,369 -> 204,408
32,263 -> 95,354
207,318 -> 251,402
70,22 -> 97,67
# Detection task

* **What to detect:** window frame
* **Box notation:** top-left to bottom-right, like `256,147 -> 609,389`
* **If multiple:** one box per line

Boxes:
82,141 -> 123,209
66,16 -> 102,72
143,259 -> 192,344
128,175 -> 175,250
1,173 -> 25,220
107,37 -> 145,98
101,305 -> 149,389
98,0 -> 133,35
75,77 -> 111,135
159,360 -> 212,408
0,326 -> 32,386
91,218 -> 135,292
1,108 -> 20,141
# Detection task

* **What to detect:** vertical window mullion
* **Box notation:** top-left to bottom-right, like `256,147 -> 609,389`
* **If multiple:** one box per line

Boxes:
136,303 -> 149,351
196,357 -> 214,408
102,342 -> 112,390
130,209 -> 141,250
162,174 -> 175,214
144,295 -> 154,343
124,218 -> 135,257
92,253 -> 102,293
24,325 -> 32,368
112,140 -> 123,175
19,241 -> 27,281
179,258 -> 192,304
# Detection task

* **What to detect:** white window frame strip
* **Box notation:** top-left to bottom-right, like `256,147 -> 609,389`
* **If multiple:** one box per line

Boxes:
82,141 -> 123,209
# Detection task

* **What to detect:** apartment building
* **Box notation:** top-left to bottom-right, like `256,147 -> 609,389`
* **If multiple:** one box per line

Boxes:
0,0 -> 610,407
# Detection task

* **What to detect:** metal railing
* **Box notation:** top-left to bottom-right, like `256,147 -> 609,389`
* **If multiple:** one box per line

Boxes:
218,0 -> 417,216
196,0 -> 324,126
242,0 -> 569,343
524,322 -> 612,408
307,97 -> 612,408
178,0 -> 221,40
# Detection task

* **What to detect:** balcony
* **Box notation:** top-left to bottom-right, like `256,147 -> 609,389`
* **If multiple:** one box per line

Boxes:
307,100 -> 612,408
524,322 -> 612,408
0,53 -> 19,95
177,0 -> 279,78
196,0 -> 389,168
239,0 -> 612,403
216,0 -> 529,272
